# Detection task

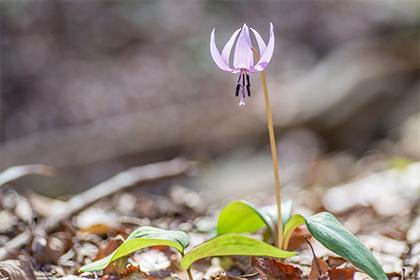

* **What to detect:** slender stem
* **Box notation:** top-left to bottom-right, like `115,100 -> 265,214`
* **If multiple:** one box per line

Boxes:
260,70 -> 283,248
305,236 -> 322,275
186,267 -> 194,280
181,252 -> 194,280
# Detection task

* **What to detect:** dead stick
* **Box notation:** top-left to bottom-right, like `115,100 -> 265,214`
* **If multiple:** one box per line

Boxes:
0,158 -> 194,260
305,236 -> 323,276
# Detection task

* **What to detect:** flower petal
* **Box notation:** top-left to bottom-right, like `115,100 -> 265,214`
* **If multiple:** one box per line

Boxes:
253,22 -> 274,72
210,29 -> 233,72
233,24 -> 254,70
221,28 -> 241,67
250,27 -> 266,55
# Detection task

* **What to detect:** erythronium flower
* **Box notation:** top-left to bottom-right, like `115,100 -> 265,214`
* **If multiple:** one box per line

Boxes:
210,23 -> 274,105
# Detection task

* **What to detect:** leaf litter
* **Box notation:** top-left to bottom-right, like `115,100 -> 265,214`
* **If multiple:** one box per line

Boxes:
0,158 -> 418,279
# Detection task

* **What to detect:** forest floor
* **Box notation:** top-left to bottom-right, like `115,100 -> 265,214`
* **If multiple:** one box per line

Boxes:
0,158 -> 418,280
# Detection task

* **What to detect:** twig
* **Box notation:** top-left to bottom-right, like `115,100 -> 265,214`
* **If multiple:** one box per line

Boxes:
0,158 -> 194,260
305,236 -> 323,277
0,165 -> 55,187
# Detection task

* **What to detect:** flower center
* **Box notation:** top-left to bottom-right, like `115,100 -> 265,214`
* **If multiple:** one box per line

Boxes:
235,70 -> 251,106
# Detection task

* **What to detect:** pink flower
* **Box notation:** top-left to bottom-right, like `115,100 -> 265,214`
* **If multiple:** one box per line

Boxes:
210,23 -> 274,105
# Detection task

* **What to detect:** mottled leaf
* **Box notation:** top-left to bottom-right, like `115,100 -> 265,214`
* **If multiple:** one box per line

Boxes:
305,212 -> 387,280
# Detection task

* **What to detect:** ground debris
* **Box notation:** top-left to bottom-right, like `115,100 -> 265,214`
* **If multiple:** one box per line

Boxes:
0,259 -> 36,280
252,257 -> 303,280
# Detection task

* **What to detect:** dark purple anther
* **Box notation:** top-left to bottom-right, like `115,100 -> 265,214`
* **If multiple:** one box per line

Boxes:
235,84 -> 241,97
246,74 -> 251,97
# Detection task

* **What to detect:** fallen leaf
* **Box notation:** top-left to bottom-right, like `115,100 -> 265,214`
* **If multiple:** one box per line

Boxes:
104,258 -> 140,276
90,235 -> 141,276
329,265 -> 357,280
32,232 -> 73,264
286,226 -> 310,251
251,257 -> 303,280
0,259 -> 36,280
309,257 -> 330,280
310,256 -> 357,280
325,257 -> 347,268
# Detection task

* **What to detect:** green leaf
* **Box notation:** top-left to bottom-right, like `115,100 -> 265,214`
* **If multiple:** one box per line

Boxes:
128,226 -> 189,250
79,226 -> 189,272
217,200 -> 293,235
181,233 -> 295,269
305,212 -> 387,280
217,201 -> 268,235
282,214 -> 305,249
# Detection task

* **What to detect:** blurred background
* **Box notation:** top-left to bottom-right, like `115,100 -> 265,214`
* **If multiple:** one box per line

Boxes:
1,0 -> 419,198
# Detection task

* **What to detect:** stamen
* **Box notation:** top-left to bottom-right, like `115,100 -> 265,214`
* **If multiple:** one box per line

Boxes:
246,74 -> 251,97
235,84 -> 241,97
235,73 -> 242,97
237,73 -> 242,83
242,73 -> 245,99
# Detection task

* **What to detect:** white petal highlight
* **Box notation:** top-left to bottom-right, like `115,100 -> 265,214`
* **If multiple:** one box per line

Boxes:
221,28 -> 241,67
250,27 -> 267,55
233,24 -> 254,70
210,29 -> 233,72
253,22 -> 275,72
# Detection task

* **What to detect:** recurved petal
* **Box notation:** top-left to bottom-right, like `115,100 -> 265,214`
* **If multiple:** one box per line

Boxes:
253,22 -> 275,72
233,24 -> 254,70
221,28 -> 241,67
210,29 -> 233,72
250,27 -> 267,55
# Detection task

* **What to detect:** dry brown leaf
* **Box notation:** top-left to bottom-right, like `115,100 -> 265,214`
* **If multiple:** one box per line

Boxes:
325,257 -> 347,268
309,257 -> 330,280
95,236 -> 124,260
94,236 -> 141,277
0,259 -> 36,280
329,265 -> 357,280
286,226 -> 310,251
251,257 -> 303,280
308,256 -> 356,280
32,232 -> 73,264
